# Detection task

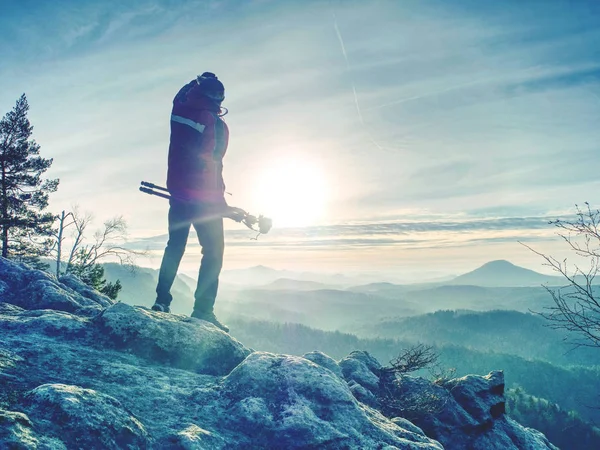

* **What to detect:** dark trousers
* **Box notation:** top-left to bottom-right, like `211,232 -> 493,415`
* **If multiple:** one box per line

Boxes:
156,199 -> 224,314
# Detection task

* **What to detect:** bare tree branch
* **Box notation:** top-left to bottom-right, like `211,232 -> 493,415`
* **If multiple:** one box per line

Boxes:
381,344 -> 439,375
522,202 -> 600,349
65,209 -> 92,273
378,344 -> 453,420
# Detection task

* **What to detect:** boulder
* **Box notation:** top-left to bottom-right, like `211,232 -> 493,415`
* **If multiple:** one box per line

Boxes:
303,350 -> 343,378
96,302 -> 251,376
0,257 -> 28,287
23,383 -> 149,450
348,380 -> 379,408
0,409 -> 62,449
443,371 -> 506,423
59,274 -> 114,308
0,302 -> 90,339
0,260 -> 558,449
391,417 -> 427,436
392,372 -> 558,450
0,257 -> 113,314
219,351 -> 443,449
339,350 -> 382,400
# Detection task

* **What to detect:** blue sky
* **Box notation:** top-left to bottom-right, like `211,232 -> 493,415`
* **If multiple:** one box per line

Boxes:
1,0 -> 599,279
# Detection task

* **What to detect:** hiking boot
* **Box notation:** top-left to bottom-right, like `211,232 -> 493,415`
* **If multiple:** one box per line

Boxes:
191,310 -> 229,333
151,302 -> 171,313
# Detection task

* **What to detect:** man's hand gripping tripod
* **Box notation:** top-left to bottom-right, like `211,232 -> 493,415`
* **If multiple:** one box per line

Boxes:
139,181 -> 272,238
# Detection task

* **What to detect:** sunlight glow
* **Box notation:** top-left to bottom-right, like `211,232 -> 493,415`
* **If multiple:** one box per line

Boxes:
253,156 -> 329,227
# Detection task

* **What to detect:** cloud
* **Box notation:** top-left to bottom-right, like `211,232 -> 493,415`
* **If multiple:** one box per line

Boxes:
125,213 -> 559,252
1,0 -> 599,273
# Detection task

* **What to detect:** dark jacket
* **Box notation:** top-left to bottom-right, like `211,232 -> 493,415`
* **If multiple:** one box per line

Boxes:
166,80 -> 229,204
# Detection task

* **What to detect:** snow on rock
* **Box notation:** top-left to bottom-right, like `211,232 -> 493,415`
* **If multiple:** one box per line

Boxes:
219,351 -> 442,449
23,384 -> 149,449
96,302 -> 251,376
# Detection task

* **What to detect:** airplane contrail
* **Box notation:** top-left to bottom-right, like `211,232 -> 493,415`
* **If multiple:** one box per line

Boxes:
332,8 -> 383,150
332,10 -> 350,71
332,9 -> 365,126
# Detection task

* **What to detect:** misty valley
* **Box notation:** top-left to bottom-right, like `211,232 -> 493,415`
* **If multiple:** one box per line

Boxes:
104,259 -> 600,449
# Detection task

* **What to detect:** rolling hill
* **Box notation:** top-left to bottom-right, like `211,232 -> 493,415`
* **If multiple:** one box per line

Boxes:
261,278 -> 332,291
357,309 -> 600,366
102,263 -> 194,314
219,288 -> 419,330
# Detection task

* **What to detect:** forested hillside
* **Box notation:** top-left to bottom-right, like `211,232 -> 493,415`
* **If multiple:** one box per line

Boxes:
507,387 -> 600,450
358,309 -> 600,366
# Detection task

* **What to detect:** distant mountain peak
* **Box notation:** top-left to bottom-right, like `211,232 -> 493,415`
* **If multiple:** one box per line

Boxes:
250,264 -> 276,271
482,260 -> 517,267
451,260 -> 555,287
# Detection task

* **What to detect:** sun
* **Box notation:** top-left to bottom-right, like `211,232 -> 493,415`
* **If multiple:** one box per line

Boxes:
253,157 -> 329,227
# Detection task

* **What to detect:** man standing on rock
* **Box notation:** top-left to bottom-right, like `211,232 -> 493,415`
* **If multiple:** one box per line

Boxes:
152,72 -> 231,333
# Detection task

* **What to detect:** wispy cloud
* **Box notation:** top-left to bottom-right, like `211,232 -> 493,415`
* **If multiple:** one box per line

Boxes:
127,213 -> 558,251
1,0 -> 599,273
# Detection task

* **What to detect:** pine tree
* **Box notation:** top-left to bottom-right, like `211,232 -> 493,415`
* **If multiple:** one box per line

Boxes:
67,260 -> 122,300
0,94 -> 59,264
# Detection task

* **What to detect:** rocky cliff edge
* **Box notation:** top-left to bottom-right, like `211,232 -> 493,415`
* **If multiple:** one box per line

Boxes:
0,258 -> 556,449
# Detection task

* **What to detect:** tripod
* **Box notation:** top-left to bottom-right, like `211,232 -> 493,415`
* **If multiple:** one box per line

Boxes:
139,181 -> 272,237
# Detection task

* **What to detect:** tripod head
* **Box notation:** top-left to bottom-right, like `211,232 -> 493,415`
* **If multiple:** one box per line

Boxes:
224,206 -> 272,238
243,213 -> 273,235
